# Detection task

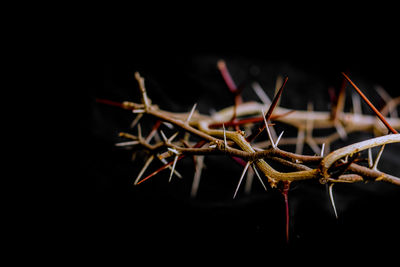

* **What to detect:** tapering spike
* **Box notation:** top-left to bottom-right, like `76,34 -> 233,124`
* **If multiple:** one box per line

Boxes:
262,108 -> 276,149
252,163 -> 267,191
191,156 -> 204,198
275,131 -> 284,147
137,155 -> 185,185
244,167 -> 254,194
368,148 -> 373,168
328,183 -> 338,219
321,143 -> 325,157
351,93 -> 362,116
217,59 -> 237,93
252,82 -> 272,105
159,157 -> 182,179
186,103 -> 198,123
342,72 -> 398,134
233,161 -> 251,199
130,113 -> 143,128
160,130 -> 168,142
134,155 -> 155,185
295,128 -> 305,154
372,144 -> 385,170
115,140 -> 140,147
334,121 -> 348,140
168,131 -> 179,143
169,155 -> 179,182
137,123 -> 143,140
274,75 -> 284,108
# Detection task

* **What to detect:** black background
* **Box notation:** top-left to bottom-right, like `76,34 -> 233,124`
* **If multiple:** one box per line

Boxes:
86,24 -> 400,261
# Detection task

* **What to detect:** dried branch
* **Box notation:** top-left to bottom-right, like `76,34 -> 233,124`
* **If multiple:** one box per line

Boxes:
99,61 -> 400,242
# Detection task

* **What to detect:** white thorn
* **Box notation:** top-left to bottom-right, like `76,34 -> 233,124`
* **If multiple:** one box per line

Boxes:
295,128 -> 305,154
186,103 -> 198,123
137,124 -> 143,140
223,123 -> 227,149
162,122 -> 174,129
252,163 -> 267,191
169,155 -> 179,183
115,141 -> 140,147
159,157 -> 182,179
328,183 -> 338,219
134,155 -> 154,185
130,113 -> 143,128
132,109 -> 146,114
191,156 -> 204,198
275,131 -> 284,147
158,157 -> 182,179
233,161 -> 251,199
321,143 -> 325,157
160,130 -> 168,142
261,108 -> 276,149
334,121 -> 347,140
244,167 -> 254,195
168,131 -> 179,143
252,82 -> 272,105
368,148 -> 373,168
351,93 -> 362,116
209,144 -> 217,148
372,144 -> 385,170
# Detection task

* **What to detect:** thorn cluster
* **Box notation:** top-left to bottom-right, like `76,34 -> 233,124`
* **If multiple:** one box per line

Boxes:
98,60 -> 400,242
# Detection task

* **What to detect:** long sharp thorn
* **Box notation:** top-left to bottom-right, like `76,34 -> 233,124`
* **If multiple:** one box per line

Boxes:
328,183 -> 338,219
368,148 -> 373,168
191,156 -> 204,198
169,155 -> 179,183
233,161 -> 251,199
130,113 -> 143,128
295,128 -> 305,155
372,144 -> 385,170
159,157 -> 182,179
252,82 -> 272,105
217,60 -> 237,93
137,123 -> 143,140
265,76 -> 288,121
320,143 -> 325,157
115,140 -> 140,147
342,72 -> 398,134
246,76 -> 288,142
134,155 -> 155,185
168,131 -> 179,143
262,108 -> 276,149
160,130 -> 168,142
275,131 -> 284,147
351,93 -> 362,116
252,163 -> 267,191
137,155 -> 185,185
186,103 -> 198,123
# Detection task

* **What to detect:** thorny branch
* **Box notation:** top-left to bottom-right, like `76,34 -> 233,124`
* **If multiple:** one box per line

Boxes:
99,64 -> 400,242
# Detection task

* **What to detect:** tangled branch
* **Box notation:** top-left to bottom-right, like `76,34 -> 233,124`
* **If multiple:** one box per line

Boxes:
98,61 -> 400,242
